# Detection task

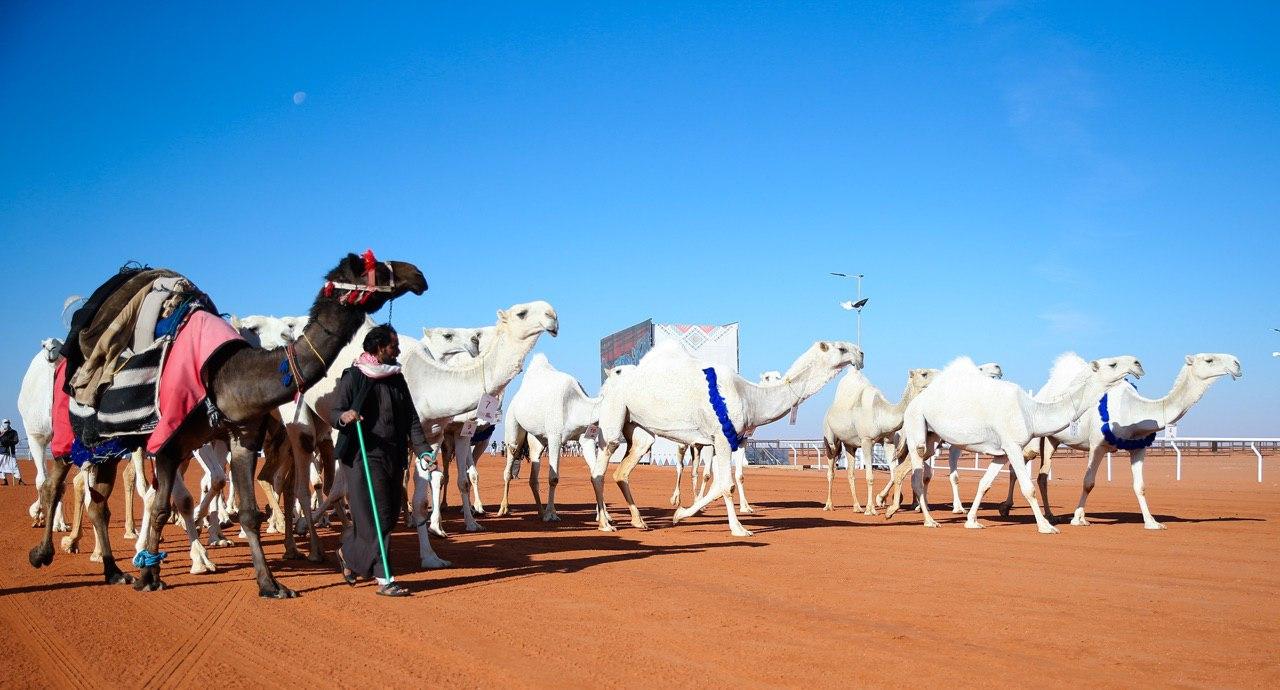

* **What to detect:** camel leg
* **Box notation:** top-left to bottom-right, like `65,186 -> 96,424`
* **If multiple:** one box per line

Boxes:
947,446 -> 967,513
173,460 -> 217,574
875,440 -> 898,508
121,452 -> 138,539
883,457 -> 914,519
674,437 -> 753,536
964,458 -> 1006,529
1036,444 -> 1056,521
469,437 -> 487,514
312,463 -> 347,525
410,457 -> 451,569
497,426 -> 525,516
1129,449 -> 1164,529
996,464 -> 1018,517
287,426 -> 325,561
613,430 -> 654,530
133,453 -> 178,592
1070,446 -> 1105,526
85,458 -> 133,584
28,457 -> 71,569
229,434 -> 297,599
822,443 -> 837,511
194,443 -> 232,546
862,441 -> 878,515
526,436 -> 545,513
845,443 -> 865,513
454,433 -> 484,532
60,468 -> 88,554
585,435 -> 616,531
732,448 -> 754,514
670,445 -> 687,507
694,446 -> 710,500
428,440 -> 449,538
907,443 -> 939,528
1007,446 -> 1058,534
542,436 -> 564,522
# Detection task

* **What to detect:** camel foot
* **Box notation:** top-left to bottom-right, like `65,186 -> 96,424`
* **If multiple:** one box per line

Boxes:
89,552 -> 103,563
739,505 -> 755,515
821,502 -> 834,512
258,582 -> 299,599
133,569 -> 166,592
282,549 -> 305,561
1144,521 -> 1167,530
54,521 -> 70,532
471,504 -> 487,516
884,505 -> 899,520
996,501 -> 1012,518
964,520 -> 983,529
671,507 -> 691,525
598,521 -> 617,532
495,505 -> 511,517
105,569 -> 134,585
951,505 -> 966,514
1038,523 -> 1061,535
123,529 -> 138,540
429,524 -> 448,539
1070,516 -> 1090,526
306,551 -> 326,564
60,536 -> 79,554
207,537 -> 233,548
464,522 -> 486,533
421,556 -> 452,569
923,518 -> 941,528
28,543 -> 54,568
730,527 -> 754,537
541,511 -> 561,523
190,543 -> 217,574
31,518 -> 43,528
862,507 -> 878,516
630,517 -> 649,530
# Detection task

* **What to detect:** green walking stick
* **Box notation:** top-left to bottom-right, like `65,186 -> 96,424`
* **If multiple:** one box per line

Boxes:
354,420 -> 394,584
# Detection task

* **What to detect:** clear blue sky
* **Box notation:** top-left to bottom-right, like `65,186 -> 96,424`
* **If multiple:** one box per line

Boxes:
2,2 -> 1277,440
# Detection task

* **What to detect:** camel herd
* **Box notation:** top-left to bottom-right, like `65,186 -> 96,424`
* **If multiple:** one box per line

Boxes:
16,253 -> 1244,598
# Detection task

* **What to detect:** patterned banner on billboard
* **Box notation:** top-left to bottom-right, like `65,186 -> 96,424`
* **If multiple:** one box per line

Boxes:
653,323 -> 739,373
599,319 -> 654,383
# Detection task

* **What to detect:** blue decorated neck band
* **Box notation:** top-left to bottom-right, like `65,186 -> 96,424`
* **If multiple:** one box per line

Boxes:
703,367 -> 741,452
1098,392 -> 1156,450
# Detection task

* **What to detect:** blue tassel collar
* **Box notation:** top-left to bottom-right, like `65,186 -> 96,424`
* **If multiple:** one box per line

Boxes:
703,367 -> 741,452
1098,387 -> 1156,451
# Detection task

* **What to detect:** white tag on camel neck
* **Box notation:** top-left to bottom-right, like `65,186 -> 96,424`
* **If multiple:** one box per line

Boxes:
477,394 -> 501,424
788,405 -> 798,425
460,420 -> 477,439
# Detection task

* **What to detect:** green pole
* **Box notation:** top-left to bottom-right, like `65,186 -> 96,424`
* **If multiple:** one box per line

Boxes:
354,420 -> 393,584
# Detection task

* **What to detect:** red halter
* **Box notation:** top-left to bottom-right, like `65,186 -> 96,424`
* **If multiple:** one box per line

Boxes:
322,249 -> 396,305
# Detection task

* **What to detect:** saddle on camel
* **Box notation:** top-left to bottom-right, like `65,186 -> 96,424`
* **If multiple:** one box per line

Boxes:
29,252 -> 427,599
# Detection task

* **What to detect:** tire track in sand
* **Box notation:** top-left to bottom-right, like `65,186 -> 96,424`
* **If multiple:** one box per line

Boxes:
1,594 -> 100,690
137,584 -> 245,689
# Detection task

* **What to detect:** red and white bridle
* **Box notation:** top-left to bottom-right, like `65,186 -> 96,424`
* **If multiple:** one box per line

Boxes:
322,249 -> 396,305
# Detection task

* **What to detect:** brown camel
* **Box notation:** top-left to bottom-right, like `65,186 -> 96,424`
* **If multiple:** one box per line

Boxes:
29,253 -> 426,598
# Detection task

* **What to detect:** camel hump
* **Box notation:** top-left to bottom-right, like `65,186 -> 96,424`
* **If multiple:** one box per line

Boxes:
1039,352 -> 1089,398
938,356 -> 980,379
529,352 -> 554,370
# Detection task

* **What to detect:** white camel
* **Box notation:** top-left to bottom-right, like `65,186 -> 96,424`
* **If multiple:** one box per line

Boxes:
876,362 -> 1001,513
821,367 -> 937,514
998,352 -> 1241,529
19,338 -> 70,531
893,354 -> 1143,533
597,339 -> 862,536
306,301 -> 559,570
497,354 -> 632,523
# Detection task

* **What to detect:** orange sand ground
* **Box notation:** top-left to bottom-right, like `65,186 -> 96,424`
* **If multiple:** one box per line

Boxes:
1,452 -> 1277,688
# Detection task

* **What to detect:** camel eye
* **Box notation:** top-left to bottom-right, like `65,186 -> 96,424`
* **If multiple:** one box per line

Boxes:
517,310 -> 528,319
443,334 -> 453,340
838,347 -> 847,354
1109,363 -> 1116,368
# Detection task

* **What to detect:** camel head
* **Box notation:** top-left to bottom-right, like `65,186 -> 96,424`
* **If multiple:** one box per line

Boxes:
783,341 -> 862,395
978,362 -> 1003,379
1184,353 -> 1242,381
759,371 -> 783,384
40,337 -> 63,363
320,252 -> 427,313
1088,355 -> 1145,386
233,315 -> 299,349
421,327 -> 482,360
907,367 -> 939,394
496,301 -> 559,340
600,363 -> 636,396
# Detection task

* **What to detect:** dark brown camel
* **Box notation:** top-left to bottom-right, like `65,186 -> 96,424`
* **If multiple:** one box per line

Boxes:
29,253 -> 427,598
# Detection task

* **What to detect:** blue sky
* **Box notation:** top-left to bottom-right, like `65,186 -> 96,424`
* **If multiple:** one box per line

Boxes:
2,2 -> 1277,439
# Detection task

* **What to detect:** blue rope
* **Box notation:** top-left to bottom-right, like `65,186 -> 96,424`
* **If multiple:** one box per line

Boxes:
703,367 -> 741,452
132,549 -> 168,568
1098,392 -> 1155,450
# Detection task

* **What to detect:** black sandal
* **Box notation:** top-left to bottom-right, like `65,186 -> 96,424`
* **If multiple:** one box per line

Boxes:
337,549 -> 357,586
376,582 -> 410,597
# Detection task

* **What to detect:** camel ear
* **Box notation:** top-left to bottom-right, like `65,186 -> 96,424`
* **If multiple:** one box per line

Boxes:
1090,360 -> 1100,372
229,315 -> 241,330
497,309 -> 509,324
1185,354 -> 1194,366
422,327 -> 430,337
820,342 -> 830,352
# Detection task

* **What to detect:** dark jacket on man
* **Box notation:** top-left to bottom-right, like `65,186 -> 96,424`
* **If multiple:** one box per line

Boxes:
328,366 -> 430,469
